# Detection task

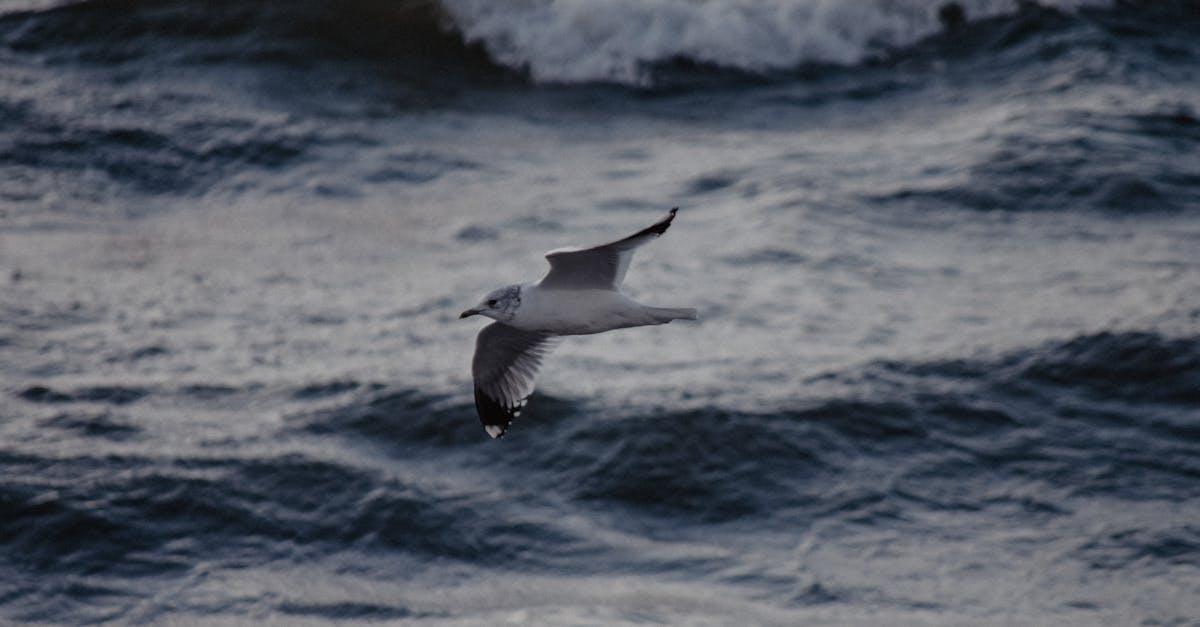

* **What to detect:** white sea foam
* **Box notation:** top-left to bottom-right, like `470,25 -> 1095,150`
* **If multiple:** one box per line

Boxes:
439,0 -> 1112,84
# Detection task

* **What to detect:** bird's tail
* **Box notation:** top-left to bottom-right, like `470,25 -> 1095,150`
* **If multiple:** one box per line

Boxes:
646,306 -> 699,323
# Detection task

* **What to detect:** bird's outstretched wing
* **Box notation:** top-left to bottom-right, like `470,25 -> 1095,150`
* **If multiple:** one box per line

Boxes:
472,322 -> 557,438
538,208 -> 678,290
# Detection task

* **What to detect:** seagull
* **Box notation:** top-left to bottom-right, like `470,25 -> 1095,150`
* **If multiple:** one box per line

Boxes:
460,208 -> 697,438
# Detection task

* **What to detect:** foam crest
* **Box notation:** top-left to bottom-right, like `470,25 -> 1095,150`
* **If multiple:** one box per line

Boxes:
440,0 -> 1111,84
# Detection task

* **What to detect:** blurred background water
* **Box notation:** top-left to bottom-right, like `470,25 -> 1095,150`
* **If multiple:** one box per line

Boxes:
1,0 -> 1198,624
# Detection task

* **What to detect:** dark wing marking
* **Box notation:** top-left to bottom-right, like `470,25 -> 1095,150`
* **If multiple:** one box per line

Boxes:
539,207 -> 678,290
471,322 -> 557,438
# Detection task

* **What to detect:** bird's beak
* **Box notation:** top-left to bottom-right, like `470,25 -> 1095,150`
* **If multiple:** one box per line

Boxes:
459,309 -> 479,319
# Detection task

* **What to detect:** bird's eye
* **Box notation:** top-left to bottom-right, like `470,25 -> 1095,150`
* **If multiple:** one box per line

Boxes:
487,299 -> 498,307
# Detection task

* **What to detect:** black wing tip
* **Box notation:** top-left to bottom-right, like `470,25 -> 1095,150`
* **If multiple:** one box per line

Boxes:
645,206 -> 679,237
474,386 -> 524,439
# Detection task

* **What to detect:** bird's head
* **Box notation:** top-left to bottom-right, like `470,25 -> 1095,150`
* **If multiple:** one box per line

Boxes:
460,284 -> 521,322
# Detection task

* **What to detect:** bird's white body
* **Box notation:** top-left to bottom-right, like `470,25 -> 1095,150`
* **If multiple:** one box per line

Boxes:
509,284 -> 692,335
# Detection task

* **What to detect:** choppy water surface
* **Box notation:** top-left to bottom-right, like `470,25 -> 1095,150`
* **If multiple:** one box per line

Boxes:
2,1 -> 1198,624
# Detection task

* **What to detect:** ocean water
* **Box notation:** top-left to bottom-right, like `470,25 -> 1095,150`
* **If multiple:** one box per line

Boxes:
2,0 -> 1199,624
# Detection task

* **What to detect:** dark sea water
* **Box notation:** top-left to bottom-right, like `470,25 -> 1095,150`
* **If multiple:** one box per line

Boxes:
2,0 -> 1199,624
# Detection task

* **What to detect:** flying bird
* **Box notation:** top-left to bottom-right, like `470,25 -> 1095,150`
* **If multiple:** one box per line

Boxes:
460,208 -> 697,438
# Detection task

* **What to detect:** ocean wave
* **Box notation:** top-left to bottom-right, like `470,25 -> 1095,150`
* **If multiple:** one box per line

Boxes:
4,331 -> 1197,622
19,384 -> 148,405
10,0 -> 1180,88
5,0 -> 1196,101
439,0 -> 1115,85
1017,331 -> 1200,403
286,331 -> 1200,523
0,103 -> 323,211
0,0 -> 494,74
40,411 -> 140,440
0,450 -> 584,576
1074,525 -> 1200,570
876,101 -> 1200,212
